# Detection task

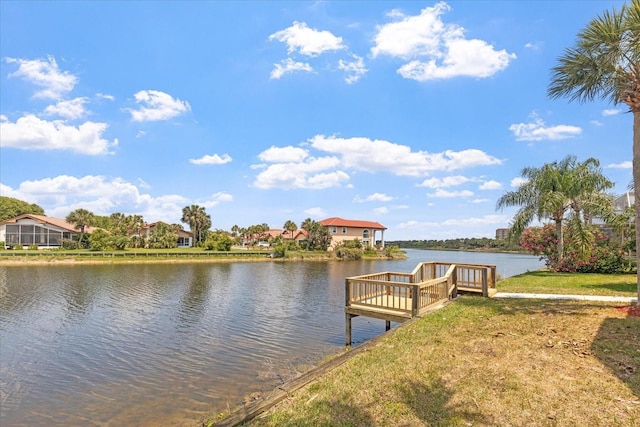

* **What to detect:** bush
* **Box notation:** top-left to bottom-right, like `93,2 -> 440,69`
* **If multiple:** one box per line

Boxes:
0,241 -> 5,250
334,240 -> 364,260
11,244 -> 24,250
28,244 -> 38,250
61,238 -> 80,250
520,225 -> 626,274
203,232 -> 233,251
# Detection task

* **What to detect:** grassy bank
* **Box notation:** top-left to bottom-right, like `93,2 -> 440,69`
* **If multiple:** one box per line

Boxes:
0,248 -> 403,265
239,297 -> 639,427
497,271 -> 637,297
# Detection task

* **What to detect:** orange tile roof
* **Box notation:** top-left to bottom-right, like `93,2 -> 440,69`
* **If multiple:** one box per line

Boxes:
319,217 -> 386,230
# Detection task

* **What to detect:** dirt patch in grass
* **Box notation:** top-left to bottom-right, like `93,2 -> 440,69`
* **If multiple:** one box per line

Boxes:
616,305 -> 640,317
243,297 -> 640,427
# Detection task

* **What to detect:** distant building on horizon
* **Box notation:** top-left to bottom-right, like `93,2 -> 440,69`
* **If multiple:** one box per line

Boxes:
495,228 -> 510,240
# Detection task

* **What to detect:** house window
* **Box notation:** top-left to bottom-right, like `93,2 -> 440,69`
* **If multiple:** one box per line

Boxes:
362,229 -> 369,239
342,227 -> 347,234
331,227 -> 337,234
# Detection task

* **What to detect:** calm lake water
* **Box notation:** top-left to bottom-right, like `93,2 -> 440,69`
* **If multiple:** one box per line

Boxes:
0,249 -> 543,426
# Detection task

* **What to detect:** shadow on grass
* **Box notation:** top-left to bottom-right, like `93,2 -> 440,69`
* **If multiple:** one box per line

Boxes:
579,282 -> 637,293
591,313 -> 640,399
396,378 -> 490,426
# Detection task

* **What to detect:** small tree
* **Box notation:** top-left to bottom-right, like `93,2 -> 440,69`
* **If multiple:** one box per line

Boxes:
65,208 -> 95,247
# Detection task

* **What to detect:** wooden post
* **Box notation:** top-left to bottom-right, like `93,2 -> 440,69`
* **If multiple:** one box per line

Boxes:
411,284 -> 419,317
482,269 -> 488,297
346,313 -> 352,346
385,320 -> 391,331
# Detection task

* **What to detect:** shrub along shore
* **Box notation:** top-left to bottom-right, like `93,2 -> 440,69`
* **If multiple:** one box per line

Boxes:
209,272 -> 638,427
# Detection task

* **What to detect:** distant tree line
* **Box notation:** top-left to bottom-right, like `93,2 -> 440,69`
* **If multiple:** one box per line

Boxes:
389,237 -> 520,252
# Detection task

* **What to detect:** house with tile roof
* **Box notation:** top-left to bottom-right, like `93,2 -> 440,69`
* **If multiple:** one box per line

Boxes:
0,214 -> 98,248
319,217 -> 387,249
135,222 -> 194,247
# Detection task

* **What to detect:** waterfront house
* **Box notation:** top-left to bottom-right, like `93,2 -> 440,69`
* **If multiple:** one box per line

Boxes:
319,217 -> 386,249
0,214 -> 98,248
135,222 -> 194,248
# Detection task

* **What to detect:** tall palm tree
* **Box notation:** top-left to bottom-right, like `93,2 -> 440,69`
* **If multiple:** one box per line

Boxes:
496,156 -> 613,261
283,220 -> 297,240
301,218 -> 314,232
548,0 -> 639,300
181,205 -> 211,245
65,208 -> 95,245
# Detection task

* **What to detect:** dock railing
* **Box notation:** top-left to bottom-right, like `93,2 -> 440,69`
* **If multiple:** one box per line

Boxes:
345,261 -> 496,345
345,261 -> 495,318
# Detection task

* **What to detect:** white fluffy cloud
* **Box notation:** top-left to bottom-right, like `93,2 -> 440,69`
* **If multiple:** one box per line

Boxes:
189,154 -> 232,165
607,161 -> 632,169
269,21 -> 346,56
353,193 -> 394,203
509,115 -> 581,141
602,109 -> 621,116
510,177 -> 528,187
479,180 -> 502,190
6,55 -> 77,99
442,214 -> 506,226
44,97 -> 89,119
1,175 -> 230,223
253,135 -> 501,189
304,207 -> 327,217
371,2 -> 515,81
0,114 -> 116,155
128,90 -> 191,122
310,135 -> 502,176
427,189 -> 474,198
259,145 -> 309,163
418,175 -> 470,188
338,55 -> 368,84
270,58 -> 314,79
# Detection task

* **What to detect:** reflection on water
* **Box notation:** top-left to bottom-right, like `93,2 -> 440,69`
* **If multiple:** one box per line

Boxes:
0,249 -> 543,426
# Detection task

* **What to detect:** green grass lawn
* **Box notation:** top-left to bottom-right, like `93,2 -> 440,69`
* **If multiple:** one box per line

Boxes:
497,271 -> 637,297
231,297 -> 639,427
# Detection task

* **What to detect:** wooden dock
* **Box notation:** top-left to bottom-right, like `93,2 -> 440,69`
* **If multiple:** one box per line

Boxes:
345,261 -> 496,345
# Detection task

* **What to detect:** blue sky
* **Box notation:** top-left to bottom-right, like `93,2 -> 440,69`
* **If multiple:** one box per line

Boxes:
0,1 -> 632,240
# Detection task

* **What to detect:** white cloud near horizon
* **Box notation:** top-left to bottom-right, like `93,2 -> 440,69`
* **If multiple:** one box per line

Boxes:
1,175 -> 231,224
44,97 -> 89,120
270,58 -> 314,79
509,114 -> 581,141
6,55 -> 77,99
371,2 -> 515,81
0,114 -> 117,155
269,21 -> 346,56
189,154 -> 233,165
128,90 -> 191,122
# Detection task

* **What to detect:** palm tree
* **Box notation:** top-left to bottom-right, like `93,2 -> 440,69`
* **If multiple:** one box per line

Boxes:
181,205 -> 211,245
496,156 -> 613,261
301,218 -> 314,232
65,208 -> 95,245
548,0 -> 639,300
283,220 -> 297,240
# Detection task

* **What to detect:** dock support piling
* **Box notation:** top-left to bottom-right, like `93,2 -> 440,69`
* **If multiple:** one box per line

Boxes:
385,320 -> 391,331
346,313 -> 352,346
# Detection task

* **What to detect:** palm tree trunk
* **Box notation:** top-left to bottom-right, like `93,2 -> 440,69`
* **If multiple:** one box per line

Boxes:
633,111 -> 640,304
555,217 -> 564,262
